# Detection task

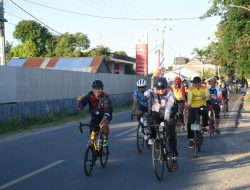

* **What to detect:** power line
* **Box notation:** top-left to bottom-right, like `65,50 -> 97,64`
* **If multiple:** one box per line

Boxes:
23,0 -> 214,21
9,0 -> 61,35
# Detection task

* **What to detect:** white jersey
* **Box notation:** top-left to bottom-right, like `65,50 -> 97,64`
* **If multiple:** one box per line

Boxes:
146,88 -> 175,121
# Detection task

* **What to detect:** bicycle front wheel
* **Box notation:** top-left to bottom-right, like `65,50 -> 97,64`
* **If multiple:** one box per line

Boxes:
84,146 -> 96,176
193,133 -> 199,158
137,124 -> 144,154
152,139 -> 164,180
100,146 -> 109,168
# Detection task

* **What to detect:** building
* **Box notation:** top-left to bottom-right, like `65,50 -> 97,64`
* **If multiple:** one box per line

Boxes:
8,54 -> 136,75
164,57 -> 217,80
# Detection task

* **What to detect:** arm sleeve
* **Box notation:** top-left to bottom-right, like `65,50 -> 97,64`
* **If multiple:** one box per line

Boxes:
81,93 -> 90,109
133,91 -> 138,102
205,88 -> 210,100
188,89 -> 193,105
104,95 -> 113,119
164,93 -> 175,121
181,86 -> 186,99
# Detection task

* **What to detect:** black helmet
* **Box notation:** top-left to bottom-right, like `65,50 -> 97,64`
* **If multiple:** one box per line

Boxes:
192,76 -> 201,84
92,80 -> 104,88
155,77 -> 167,88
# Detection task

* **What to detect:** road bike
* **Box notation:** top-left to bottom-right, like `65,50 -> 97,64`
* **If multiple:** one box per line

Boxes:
136,113 -> 151,154
152,122 -> 177,180
78,122 -> 109,176
208,105 -> 216,137
191,108 -> 204,157
221,98 -> 229,118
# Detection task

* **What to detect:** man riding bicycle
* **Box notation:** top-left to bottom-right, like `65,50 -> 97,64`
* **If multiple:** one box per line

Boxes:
145,77 -> 178,167
132,79 -> 148,118
187,76 -> 210,148
77,80 -> 113,146
170,76 -> 186,128
208,77 -> 222,135
221,81 -> 230,114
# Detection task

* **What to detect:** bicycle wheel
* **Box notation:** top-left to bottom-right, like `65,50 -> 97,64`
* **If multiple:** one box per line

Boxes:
193,133 -> 198,157
84,146 -> 96,176
100,145 -> 109,168
152,139 -> 164,180
137,124 -> 144,154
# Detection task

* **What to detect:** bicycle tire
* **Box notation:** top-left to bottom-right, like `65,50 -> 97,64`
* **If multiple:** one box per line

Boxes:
194,133 -> 198,157
84,145 -> 95,176
137,124 -> 145,154
100,145 -> 109,168
152,139 -> 165,181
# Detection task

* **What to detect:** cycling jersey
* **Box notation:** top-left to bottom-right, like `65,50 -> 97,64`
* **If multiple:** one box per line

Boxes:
188,86 -> 210,108
147,88 -> 175,121
133,90 -> 148,108
209,87 -> 218,104
170,85 -> 186,101
81,91 -> 113,119
221,87 -> 229,99
208,85 -> 222,103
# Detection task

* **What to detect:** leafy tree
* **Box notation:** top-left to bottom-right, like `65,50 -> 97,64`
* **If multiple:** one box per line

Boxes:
53,32 -> 90,57
203,0 -> 250,78
13,20 -> 53,56
113,50 -> 127,56
88,45 -> 111,57
11,40 -> 40,57
5,41 -> 13,64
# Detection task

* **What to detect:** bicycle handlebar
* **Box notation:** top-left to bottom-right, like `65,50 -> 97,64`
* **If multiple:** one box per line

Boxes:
78,122 -> 93,133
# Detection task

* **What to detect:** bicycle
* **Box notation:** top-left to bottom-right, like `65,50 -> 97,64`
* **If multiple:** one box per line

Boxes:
135,113 -> 151,154
221,98 -> 229,118
190,108 -> 204,157
78,122 -> 109,176
208,105 -> 216,137
152,122 -> 177,181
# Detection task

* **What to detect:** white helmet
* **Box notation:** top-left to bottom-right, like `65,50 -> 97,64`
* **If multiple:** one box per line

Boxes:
137,79 -> 147,87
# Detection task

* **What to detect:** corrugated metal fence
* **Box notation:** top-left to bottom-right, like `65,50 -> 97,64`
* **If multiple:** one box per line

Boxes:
0,66 -> 150,122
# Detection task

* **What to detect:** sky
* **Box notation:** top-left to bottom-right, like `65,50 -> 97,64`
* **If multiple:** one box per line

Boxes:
3,0 -> 221,73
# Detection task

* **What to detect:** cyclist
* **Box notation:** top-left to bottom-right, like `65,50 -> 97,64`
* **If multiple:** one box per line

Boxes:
145,77 -> 178,168
77,80 -> 113,146
170,76 -> 186,128
207,77 -> 222,135
221,81 -> 230,114
187,76 -> 210,148
132,79 -> 148,118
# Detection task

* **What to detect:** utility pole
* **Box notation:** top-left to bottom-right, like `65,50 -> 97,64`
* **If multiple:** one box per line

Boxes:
157,26 -> 166,70
0,0 -> 7,66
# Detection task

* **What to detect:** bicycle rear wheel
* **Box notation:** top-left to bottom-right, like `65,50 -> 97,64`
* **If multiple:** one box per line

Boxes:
137,124 -> 144,154
152,139 -> 165,180
100,146 -> 109,168
84,146 -> 96,176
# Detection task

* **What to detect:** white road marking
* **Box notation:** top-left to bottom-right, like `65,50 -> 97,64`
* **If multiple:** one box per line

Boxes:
115,127 -> 137,137
0,160 -> 64,190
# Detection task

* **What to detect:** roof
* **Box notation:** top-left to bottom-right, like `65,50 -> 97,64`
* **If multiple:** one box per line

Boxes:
7,56 -> 110,73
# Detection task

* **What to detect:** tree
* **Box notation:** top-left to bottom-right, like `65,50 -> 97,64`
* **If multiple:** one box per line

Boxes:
113,50 -> 127,56
53,32 -> 90,57
5,41 -> 13,64
11,40 -> 40,57
204,0 -> 250,78
88,45 -> 111,57
13,20 -> 53,56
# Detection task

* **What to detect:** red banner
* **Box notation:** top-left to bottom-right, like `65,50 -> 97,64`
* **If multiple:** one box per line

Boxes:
136,44 -> 148,76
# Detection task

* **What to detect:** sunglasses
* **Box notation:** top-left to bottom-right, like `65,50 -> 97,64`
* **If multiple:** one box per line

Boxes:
138,86 -> 146,89
156,87 -> 166,90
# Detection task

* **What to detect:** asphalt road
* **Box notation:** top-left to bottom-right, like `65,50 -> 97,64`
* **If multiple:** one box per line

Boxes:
0,93 -> 248,190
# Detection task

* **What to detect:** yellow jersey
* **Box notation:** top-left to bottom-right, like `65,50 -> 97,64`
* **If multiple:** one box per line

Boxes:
188,86 -> 210,108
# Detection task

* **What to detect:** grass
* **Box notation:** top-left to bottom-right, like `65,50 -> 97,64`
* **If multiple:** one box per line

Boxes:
0,101 -> 132,135
246,94 -> 250,103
